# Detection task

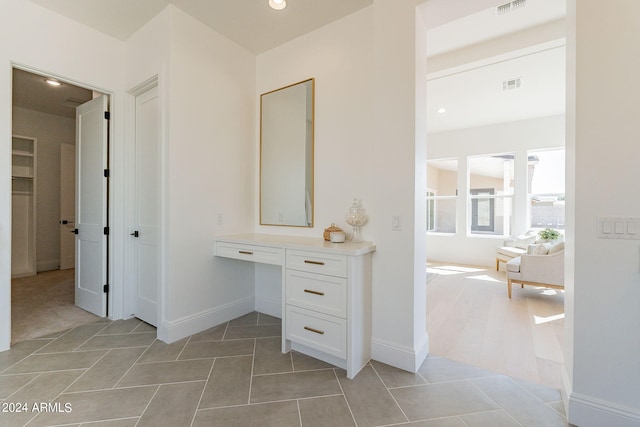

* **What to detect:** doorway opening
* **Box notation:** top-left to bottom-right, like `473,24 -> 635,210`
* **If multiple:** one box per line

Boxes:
10,67 -> 109,343
423,0 -> 567,388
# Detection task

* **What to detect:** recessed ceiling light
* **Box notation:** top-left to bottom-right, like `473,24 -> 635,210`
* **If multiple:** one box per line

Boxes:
269,0 -> 287,10
437,107 -> 447,114
45,78 -> 62,87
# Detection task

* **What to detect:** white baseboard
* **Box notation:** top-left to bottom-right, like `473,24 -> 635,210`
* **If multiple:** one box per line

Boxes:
37,259 -> 59,272
158,296 -> 255,343
561,365 -> 572,416
569,392 -> 640,427
255,296 -> 281,319
371,333 -> 429,373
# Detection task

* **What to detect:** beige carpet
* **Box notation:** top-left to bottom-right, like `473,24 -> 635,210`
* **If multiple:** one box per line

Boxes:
11,269 -> 103,344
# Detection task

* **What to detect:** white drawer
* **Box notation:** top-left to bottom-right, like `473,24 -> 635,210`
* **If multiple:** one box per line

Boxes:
286,306 -> 346,359
286,250 -> 347,277
286,270 -> 346,318
215,241 -> 283,265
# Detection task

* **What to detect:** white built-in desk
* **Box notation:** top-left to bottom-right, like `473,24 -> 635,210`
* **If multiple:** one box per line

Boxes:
214,233 -> 375,379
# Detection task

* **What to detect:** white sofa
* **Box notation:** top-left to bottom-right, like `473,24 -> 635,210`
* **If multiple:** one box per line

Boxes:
505,241 -> 565,298
496,233 -> 538,271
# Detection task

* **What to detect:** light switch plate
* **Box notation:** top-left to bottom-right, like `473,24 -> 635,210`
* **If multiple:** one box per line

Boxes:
597,217 -> 640,240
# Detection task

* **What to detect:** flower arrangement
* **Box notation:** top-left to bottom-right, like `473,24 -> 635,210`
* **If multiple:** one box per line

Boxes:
538,228 -> 560,241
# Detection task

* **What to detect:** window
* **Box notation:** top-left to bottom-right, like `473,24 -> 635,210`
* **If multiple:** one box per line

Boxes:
528,148 -> 565,230
426,159 -> 457,233
468,154 -> 514,236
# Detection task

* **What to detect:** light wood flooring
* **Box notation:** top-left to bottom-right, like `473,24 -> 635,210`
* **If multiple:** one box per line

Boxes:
426,262 -> 565,389
11,269 -> 102,344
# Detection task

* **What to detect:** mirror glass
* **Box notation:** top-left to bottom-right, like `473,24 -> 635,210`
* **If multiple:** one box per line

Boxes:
260,78 -> 314,227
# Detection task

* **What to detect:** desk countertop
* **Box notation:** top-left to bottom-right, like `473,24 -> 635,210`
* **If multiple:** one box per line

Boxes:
215,233 -> 376,256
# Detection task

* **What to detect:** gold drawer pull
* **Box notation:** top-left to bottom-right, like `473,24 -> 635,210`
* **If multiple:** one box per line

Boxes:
304,289 -> 325,296
304,260 -> 325,266
239,250 -> 254,255
304,326 -> 325,335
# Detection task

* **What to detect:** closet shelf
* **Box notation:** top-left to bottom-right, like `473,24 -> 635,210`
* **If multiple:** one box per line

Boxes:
12,175 -> 34,180
12,150 -> 34,157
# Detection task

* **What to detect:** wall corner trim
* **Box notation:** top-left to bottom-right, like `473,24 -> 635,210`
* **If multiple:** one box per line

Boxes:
568,392 -> 640,427
371,333 -> 429,373
158,296 -> 255,343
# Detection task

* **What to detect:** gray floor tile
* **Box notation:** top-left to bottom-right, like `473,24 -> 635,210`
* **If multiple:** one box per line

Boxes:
258,313 -> 281,325
251,369 -> 341,403
67,348 -> 146,392
1,370 -> 84,427
199,355 -> 253,409
80,419 -> 139,426
137,338 -> 188,363
193,401 -> 300,427
0,340 -> 53,373
514,377 -> 563,403
131,322 -> 157,334
229,312 -> 259,327
137,381 -> 205,427
178,339 -> 254,360
116,359 -> 213,387
292,351 -> 334,372
0,310 -> 569,427
0,373 -> 38,399
98,319 -> 142,335
224,324 -> 281,339
472,376 -> 569,427
338,365 -> 406,427
35,323 -> 108,354
78,333 -> 156,350
371,360 -> 427,388
190,324 -> 227,342
27,386 -> 157,426
403,418 -> 467,427
3,350 -> 107,374
253,337 -> 292,375
418,357 -> 498,383
460,409 -> 521,426
549,400 -> 566,417
298,395 -> 356,427
391,381 -> 499,421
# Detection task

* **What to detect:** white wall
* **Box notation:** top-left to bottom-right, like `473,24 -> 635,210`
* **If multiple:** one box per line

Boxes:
426,115 -> 565,267
565,1 -> 640,426
12,107 -> 75,272
125,6 -> 257,341
163,7 -> 257,340
0,0 -> 126,351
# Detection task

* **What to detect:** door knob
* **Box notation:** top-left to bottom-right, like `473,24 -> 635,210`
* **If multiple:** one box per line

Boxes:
130,231 -> 139,237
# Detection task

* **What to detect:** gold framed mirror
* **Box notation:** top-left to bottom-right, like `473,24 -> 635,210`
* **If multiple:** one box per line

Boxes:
260,78 -> 314,227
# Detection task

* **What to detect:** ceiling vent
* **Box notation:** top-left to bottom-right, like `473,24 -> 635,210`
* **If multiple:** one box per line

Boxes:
502,78 -> 522,91
496,0 -> 527,15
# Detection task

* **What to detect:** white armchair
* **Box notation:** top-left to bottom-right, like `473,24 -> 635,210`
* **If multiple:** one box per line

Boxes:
505,242 -> 564,298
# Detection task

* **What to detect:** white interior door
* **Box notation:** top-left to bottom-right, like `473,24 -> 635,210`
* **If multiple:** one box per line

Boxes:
133,85 -> 159,326
60,143 -> 76,270
75,95 -> 108,317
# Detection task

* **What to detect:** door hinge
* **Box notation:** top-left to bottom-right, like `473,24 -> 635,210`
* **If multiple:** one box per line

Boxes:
104,169 -> 110,178
73,228 -> 79,235
103,226 -> 110,235
103,284 -> 109,293
104,111 -> 110,120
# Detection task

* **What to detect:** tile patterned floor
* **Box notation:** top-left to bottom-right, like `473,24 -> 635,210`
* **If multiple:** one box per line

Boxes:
0,312 -> 572,427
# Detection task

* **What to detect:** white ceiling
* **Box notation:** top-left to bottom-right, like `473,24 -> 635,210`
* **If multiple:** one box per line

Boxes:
13,68 -> 93,118
426,0 -> 567,133
26,0 -> 372,54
